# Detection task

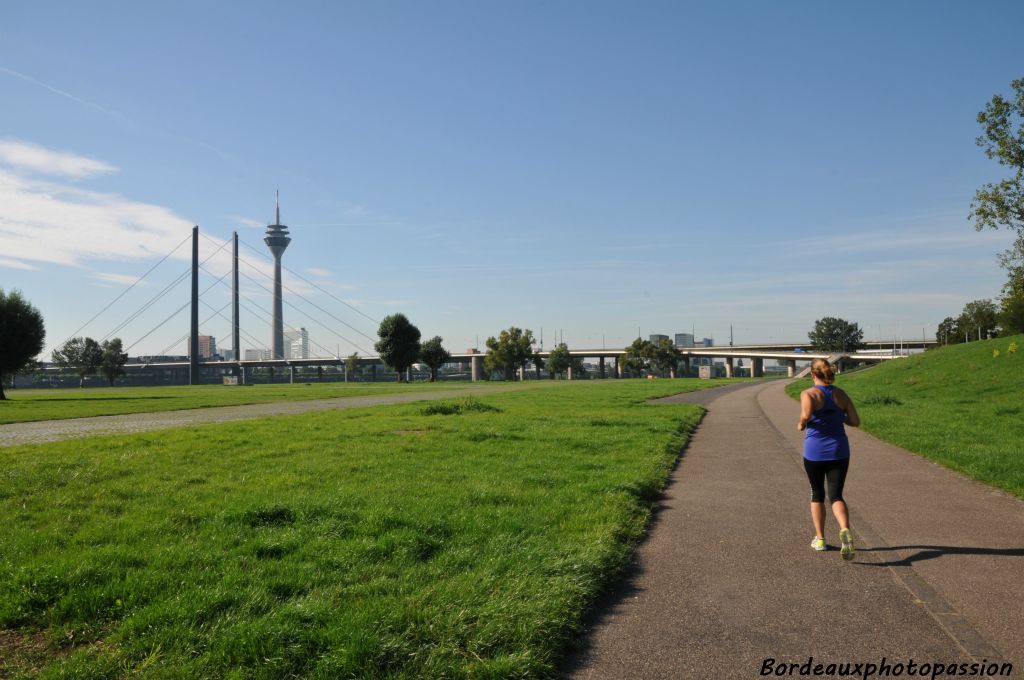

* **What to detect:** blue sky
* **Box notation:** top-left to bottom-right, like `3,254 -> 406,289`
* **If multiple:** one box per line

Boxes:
1,1 -> 1021,358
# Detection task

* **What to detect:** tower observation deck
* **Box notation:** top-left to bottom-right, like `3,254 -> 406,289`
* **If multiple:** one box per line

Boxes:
264,192 -> 291,359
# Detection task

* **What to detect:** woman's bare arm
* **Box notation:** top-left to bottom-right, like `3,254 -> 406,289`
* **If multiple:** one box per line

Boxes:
798,390 -> 815,431
834,388 -> 861,427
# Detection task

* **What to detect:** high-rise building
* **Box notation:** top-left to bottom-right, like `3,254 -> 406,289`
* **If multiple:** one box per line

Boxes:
244,348 -> 271,361
264,192 -> 291,359
189,335 -> 216,358
675,333 -> 695,348
284,327 -> 309,359
649,334 -> 669,343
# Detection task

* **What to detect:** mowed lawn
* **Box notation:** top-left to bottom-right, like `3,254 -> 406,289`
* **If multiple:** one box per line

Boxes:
0,382 -> 493,425
0,379 -> 727,678
787,334 -> 1024,499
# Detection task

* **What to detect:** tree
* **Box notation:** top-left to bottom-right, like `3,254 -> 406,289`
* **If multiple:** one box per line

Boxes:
100,338 -> 128,387
807,317 -> 864,353
970,78 -> 1024,270
651,337 -> 681,378
958,299 -> 999,341
375,313 -> 421,382
418,336 -> 450,382
546,343 -> 572,379
621,337 -> 654,376
998,265 -> 1024,335
345,352 -> 360,382
936,317 -> 961,346
52,337 -> 103,388
484,327 -> 536,381
0,288 -> 46,400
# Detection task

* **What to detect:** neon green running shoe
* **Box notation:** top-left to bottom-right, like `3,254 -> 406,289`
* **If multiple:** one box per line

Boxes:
839,528 -> 856,561
810,537 -> 826,552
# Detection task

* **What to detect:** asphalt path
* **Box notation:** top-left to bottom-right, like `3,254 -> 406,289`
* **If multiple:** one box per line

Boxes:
567,379 -> 1022,679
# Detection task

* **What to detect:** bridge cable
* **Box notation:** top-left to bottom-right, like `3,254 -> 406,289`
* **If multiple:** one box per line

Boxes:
103,236 -> 233,345
205,262 -> 373,356
124,256 -> 232,354
237,238 -> 380,325
52,232 -> 192,353
231,257 -> 375,354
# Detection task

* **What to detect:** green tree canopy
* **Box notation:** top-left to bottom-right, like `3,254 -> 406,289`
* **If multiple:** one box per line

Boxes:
971,78 -> 1024,268
484,327 -> 536,381
52,336 -> 103,388
0,288 -> 46,400
936,317 -> 961,346
621,337 -> 654,376
418,336 -> 451,382
100,338 -> 129,387
998,265 -> 1024,334
651,338 -> 681,378
958,299 -> 1000,341
345,352 -> 359,381
546,343 -> 571,379
807,317 -> 864,353
375,314 -> 421,381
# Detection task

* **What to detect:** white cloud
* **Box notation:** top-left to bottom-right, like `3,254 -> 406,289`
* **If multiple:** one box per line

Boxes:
228,214 -> 265,229
0,257 -> 37,270
0,168 -> 191,266
90,271 -> 149,286
306,267 -> 333,277
0,139 -> 117,179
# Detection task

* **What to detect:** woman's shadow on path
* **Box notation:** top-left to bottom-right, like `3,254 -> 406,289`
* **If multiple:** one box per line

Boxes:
859,545 -> 1024,567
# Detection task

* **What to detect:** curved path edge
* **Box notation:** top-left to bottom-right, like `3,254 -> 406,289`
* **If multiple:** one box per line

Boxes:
567,380 -> 1022,679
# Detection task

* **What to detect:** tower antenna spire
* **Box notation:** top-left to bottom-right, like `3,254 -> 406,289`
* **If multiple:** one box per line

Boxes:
275,189 -> 280,225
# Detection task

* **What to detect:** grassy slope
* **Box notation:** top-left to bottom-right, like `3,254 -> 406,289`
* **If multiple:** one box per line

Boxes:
786,335 -> 1023,498
0,379 -> 730,678
0,382 -> 493,425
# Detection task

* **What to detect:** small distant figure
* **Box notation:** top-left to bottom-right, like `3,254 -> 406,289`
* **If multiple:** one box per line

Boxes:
797,358 -> 861,560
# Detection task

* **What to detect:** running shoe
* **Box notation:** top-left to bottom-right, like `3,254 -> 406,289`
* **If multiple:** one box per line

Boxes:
839,528 -> 856,561
810,537 -> 826,552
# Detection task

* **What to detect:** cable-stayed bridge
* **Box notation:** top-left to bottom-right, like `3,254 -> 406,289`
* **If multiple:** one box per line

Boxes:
51,225 -> 935,385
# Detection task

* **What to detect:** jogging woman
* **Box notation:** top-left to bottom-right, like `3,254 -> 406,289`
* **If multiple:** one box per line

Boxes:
797,358 -> 861,560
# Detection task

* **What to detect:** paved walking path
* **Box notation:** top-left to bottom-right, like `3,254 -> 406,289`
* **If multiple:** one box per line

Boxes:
568,380 -> 1023,678
0,386 -> 511,447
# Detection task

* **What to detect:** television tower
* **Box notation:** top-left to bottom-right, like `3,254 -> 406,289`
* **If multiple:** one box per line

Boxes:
264,191 -> 291,359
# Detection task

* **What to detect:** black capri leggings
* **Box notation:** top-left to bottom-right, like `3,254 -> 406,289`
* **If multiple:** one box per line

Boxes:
803,458 -> 850,503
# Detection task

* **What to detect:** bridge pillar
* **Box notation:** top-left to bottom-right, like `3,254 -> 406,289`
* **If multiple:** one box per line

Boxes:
567,365 -> 573,381
786,360 -> 796,378
240,366 -> 246,385
471,354 -> 483,382
751,358 -> 763,378
616,356 -> 623,378
289,365 -> 295,384
599,356 -> 606,378
725,358 -> 734,379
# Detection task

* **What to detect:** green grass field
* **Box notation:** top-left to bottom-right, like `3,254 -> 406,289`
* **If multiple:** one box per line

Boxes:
0,379 -> 729,678
0,382 -> 496,425
786,334 -> 1024,498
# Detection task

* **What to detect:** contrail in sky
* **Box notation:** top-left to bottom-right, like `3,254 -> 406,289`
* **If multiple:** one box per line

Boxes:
0,65 -> 120,117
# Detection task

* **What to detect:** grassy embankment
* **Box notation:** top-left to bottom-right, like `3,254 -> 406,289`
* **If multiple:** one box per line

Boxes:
0,382 -> 497,425
0,378 -> 729,678
786,334 -> 1023,498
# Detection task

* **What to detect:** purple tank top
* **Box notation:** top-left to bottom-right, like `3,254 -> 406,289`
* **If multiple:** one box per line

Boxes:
803,385 -> 850,461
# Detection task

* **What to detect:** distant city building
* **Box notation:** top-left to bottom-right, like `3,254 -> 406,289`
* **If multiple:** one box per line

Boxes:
222,349 -> 236,361
284,327 -> 309,359
702,338 -> 714,347
244,349 -> 271,361
675,333 -> 695,348
649,334 -> 669,344
190,335 -> 216,359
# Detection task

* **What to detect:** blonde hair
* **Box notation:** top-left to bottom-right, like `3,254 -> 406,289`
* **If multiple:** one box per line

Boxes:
811,358 -> 836,384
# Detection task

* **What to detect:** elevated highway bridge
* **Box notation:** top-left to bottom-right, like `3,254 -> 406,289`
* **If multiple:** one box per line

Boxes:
121,339 -> 935,383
